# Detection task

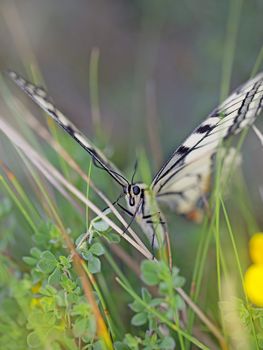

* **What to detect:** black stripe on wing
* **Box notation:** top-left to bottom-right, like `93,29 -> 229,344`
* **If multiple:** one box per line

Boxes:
8,71 -> 128,188
152,72 -> 263,193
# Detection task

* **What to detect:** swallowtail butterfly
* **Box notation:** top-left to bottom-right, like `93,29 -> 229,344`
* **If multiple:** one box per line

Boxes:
8,71 -> 263,247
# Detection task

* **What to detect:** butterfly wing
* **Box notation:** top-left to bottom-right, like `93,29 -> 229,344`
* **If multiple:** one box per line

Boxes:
156,146 -> 241,221
152,72 -> 263,217
8,71 -> 128,187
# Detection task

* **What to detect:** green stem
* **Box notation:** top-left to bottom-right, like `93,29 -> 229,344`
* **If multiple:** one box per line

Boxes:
82,262 -> 116,340
0,175 -> 38,234
220,0 -> 243,101
220,196 -> 259,350
89,47 -> 101,137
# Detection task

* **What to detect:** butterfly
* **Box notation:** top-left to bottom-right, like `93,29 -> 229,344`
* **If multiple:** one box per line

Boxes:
8,70 -> 263,247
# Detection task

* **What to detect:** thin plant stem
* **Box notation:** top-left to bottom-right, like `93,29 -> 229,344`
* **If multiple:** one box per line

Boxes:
0,175 -> 38,235
82,262 -> 116,340
250,45 -> 263,78
89,47 -> 101,137
220,0 -> 243,101
220,196 -> 259,350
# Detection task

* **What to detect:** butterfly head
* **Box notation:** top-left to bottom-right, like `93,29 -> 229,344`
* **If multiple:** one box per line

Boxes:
124,183 -> 146,209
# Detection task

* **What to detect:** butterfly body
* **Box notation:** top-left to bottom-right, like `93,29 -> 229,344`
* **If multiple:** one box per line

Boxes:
8,70 -> 263,248
123,183 -> 165,247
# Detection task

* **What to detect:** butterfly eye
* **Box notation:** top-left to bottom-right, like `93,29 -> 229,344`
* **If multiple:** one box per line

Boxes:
133,185 -> 140,195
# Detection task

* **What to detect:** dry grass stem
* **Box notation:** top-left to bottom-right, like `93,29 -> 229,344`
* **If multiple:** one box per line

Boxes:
0,117 -> 153,260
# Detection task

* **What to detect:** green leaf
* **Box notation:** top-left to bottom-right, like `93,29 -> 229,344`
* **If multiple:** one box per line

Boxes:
23,256 -> 37,266
27,309 -> 56,329
30,247 -> 42,258
149,298 -> 163,307
48,267 -> 62,285
159,336 -> 175,349
131,312 -> 148,326
141,288 -> 152,303
73,318 -> 87,338
88,257 -> 101,274
72,303 -> 90,317
172,266 -> 179,275
143,331 -> 158,347
105,231 -> 121,243
93,340 -> 105,350
175,295 -> 185,310
114,342 -> 129,350
124,333 -> 140,348
60,275 -> 76,292
37,251 -> 57,273
81,250 -> 93,261
158,261 -> 170,281
148,315 -> 157,332
159,281 -> 168,294
86,315 -> 96,339
39,284 -> 57,297
172,270 -> 185,288
129,300 -> 144,313
90,242 -> 105,256
27,331 -> 42,348
59,255 -> 71,269
49,225 -> 61,241
75,233 -> 86,246
42,313 -> 56,327
93,220 -> 109,232
141,260 -> 160,285
173,276 -> 185,288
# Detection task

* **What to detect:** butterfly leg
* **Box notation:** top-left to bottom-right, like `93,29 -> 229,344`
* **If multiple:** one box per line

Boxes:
101,201 -> 137,237
117,203 -> 133,217
117,201 -> 143,235
104,201 -> 136,233
101,192 -> 125,213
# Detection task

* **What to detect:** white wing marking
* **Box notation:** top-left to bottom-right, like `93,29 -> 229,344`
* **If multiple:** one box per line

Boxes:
152,72 -> 263,218
8,71 -> 128,187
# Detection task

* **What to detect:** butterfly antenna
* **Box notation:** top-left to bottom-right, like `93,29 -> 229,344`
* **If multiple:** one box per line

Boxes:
131,159 -> 138,184
92,156 -> 129,187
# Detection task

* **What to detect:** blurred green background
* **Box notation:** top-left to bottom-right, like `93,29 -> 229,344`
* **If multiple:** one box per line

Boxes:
0,0 -> 263,264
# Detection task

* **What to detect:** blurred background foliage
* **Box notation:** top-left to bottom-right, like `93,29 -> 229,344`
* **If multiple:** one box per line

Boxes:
1,0 -> 262,146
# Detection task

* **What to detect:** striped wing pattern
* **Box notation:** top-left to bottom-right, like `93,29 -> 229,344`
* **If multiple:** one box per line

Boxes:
8,71 -> 128,188
152,72 -> 263,218
8,70 -> 263,237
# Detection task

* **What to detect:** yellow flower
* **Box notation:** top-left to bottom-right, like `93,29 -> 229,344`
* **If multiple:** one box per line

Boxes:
244,264 -> 263,307
30,298 -> 41,308
30,282 -> 42,308
249,233 -> 263,264
31,282 -> 41,294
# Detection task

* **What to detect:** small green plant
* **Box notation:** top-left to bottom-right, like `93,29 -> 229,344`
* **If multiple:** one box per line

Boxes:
0,213 -> 194,350
114,261 -> 186,350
